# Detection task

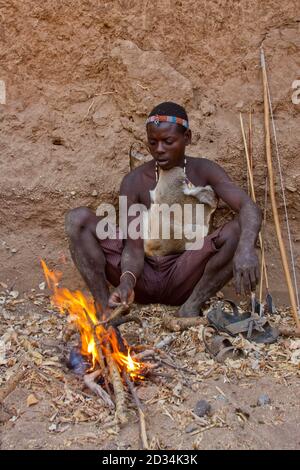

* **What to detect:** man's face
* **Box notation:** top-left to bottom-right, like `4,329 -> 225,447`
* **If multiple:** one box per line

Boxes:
146,123 -> 191,170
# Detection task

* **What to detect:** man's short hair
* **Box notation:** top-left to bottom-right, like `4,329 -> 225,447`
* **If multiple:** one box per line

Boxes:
147,102 -> 189,133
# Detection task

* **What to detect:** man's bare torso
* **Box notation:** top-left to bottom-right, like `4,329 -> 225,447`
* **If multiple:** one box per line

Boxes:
124,156 -> 212,207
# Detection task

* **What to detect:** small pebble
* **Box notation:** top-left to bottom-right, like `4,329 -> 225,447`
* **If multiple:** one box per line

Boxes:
257,394 -> 271,406
185,423 -> 198,433
11,248 -> 17,253
194,399 -> 211,417
70,191 -> 76,196
48,423 -> 57,432
91,190 -> 98,197
9,290 -> 19,299
216,394 -> 228,402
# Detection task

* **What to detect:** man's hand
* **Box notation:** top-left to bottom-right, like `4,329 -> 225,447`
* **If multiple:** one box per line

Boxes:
233,247 -> 260,295
108,277 -> 135,308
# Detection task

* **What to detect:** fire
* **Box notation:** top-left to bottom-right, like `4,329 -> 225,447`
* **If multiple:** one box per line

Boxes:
109,329 -> 145,380
41,259 -> 144,379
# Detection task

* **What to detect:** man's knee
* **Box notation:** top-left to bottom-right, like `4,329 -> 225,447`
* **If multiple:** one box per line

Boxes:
230,218 -> 241,241
65,206 -> 93,238
216,218 -> 241,249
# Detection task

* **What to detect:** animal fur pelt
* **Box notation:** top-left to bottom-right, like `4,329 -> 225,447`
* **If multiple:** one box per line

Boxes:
144,166 -> 218,256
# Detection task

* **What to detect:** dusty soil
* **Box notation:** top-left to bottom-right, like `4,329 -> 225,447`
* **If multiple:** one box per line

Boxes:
0,0 -> 299,304
0,283 -> 300,450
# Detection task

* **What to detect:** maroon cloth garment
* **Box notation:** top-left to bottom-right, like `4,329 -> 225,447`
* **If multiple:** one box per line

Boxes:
99,225 -> 225,306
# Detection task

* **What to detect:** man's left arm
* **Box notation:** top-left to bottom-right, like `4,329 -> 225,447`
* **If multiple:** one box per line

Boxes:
204,160 -> 262,294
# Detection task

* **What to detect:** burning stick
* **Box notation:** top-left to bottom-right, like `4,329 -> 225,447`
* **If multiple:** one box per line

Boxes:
123,371 -> 149,450
83,369 -> 115,409
96,305 -> 129,325
84,311 -> 111,396
106,347 -> 128,425
94,305 -> 143,328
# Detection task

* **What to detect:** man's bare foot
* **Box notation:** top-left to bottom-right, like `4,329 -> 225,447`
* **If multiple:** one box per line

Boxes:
175,301 -> 203,318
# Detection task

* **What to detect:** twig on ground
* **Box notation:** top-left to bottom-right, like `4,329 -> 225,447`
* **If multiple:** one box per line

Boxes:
155,335 -> 176,349
123,371 -> 149,450
163,314 -> 206,332
83,369 -> 115,409
111,314 -> 143,328
279,327 -> 300,338
0,362 -> 27,402
159,358 -> 196,376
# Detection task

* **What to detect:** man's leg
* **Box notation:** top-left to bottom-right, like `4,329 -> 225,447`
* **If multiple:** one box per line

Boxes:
177,219 -> 240,317
65,207 -> 110,313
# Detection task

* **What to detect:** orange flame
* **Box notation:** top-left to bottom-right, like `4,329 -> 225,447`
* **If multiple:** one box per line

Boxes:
109,329 -> 145,380
40,259 -> 144,379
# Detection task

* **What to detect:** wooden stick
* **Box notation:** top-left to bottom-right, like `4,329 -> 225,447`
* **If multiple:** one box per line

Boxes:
147,370 -> 174,380
240,113 -> 269,288
123,372 -> 149,450
259,243 -> 265,304
249,107 -> 253,172
249,108 -> 267,303
133,349 -> 156,361
84,310 -> 111,395
95,305 -> 129,325
0,364 -> 27,402
155,335 -> 176,349
279,327 -> 300,338
163,314 -> 206,332
106,348 -> 128,425
261,47 -> 300,329
83,369 -> 115,409
259,177 -> 268,303
111,314 -> 143,328
240,114 -> 256,201
159,358 -> 196,375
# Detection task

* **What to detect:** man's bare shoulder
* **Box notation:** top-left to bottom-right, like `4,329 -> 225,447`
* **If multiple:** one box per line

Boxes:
191,156 -> 222,171
188,156 -> 226,186
120,160 -> 155,196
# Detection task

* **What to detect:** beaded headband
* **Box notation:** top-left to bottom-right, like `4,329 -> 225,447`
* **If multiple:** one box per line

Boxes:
146,114 -> 189,129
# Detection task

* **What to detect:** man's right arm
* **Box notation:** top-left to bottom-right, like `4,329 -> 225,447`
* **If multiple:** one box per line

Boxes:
108,172 -> 145,307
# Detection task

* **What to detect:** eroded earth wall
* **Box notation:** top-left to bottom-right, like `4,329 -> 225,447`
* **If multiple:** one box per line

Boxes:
0,0 -> 299,302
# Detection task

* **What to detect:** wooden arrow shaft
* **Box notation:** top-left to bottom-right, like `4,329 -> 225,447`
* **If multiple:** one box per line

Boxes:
261,50 -> 300,329
240,114 -> 269,289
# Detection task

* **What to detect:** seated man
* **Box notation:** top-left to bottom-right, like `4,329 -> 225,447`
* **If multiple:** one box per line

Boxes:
65,101 -> 262,318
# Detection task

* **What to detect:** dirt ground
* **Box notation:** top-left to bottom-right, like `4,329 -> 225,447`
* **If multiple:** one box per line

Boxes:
0,282 -> 299,450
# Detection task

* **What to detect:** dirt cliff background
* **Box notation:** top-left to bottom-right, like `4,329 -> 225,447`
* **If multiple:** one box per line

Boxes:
0,0 -> 299,304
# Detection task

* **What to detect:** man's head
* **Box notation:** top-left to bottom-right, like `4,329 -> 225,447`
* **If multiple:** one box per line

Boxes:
146,101 -> 191,170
